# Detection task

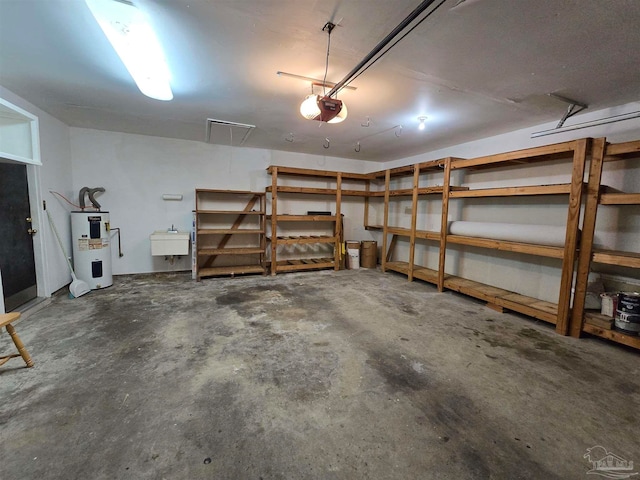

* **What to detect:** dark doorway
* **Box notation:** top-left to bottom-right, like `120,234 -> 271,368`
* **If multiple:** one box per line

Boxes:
0,161 -> 37,310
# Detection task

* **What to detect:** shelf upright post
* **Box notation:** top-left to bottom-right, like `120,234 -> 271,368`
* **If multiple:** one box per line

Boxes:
260,194 -> 267,273
408,164 -> 420,281
335,172 -> 342,270
569,137 -> 606,337
438,158 -> 452,292
363,179 -> 370,228
381,169 -> 391,272
271,167 -> 278,275
556,138 -> 589,335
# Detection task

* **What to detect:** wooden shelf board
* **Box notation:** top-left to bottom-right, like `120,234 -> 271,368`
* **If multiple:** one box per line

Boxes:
198,229 -> 264,235
198,265 -> 265,277
444,276 -> 510,302
196,210 -> 265,215
495,294 -> 558,322
442,276 -> 558,324
599,192 -> 640,205
342,190 -> 370,197
412,267 -> 440,284
446,235 -> 565,259
273,258 -> 335,272
341,190 -> 384,194
385,261 -> 410,274
450,141 -> 578,170
370,158 -> 464,178
266,185 -> 372,197
338,172 -> 373,180
266,186 -> 336,195
198,247 -> 264,256
584,311 -> 614,330
268,215 -> 336,222
365,225 -> 384,231
415,230 -> 441,241
599,185 -> 624,194
387,185 -> 468,197
582,323 -> 640,349
592,249 -> 640,268
267,165 -> 371,180
388,188 -> 424,197
386,226 -> 440,241
604,140 -> 640,160
196,189 -> 265,196
385,261 -> 439,284
371,165 -> 415,178
386,226 -> 411,236
271,157 -> 460,182
268,235 -> 336,245
450,183 -> 573,198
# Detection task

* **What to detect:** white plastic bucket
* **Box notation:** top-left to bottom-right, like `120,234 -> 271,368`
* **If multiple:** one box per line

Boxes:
346,241 -> 360,269
600,293 -> 617,318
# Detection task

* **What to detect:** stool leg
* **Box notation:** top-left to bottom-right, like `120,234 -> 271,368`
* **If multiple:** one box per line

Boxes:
6,324 -> 34,368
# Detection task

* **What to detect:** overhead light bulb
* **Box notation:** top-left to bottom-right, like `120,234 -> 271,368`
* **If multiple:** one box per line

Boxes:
300,94 -> 347,123
300,94 -> 321,119
86,0 -> 173,101
298,23 -> 349,124
418,116 -> 427,130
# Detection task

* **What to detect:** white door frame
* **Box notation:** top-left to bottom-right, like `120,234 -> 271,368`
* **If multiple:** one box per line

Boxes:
0,97 -> 48,312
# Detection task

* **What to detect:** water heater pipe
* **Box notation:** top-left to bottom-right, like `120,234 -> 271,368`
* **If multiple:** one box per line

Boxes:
78,186 -> 105,210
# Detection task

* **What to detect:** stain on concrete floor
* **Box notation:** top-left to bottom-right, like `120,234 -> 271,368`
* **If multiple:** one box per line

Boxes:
1,269 -> 639,479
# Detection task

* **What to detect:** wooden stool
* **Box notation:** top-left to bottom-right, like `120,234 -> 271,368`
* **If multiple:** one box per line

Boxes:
0,312 -> 34,368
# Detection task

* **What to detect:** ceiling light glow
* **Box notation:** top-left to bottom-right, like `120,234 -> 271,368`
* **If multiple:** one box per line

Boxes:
298,22 -> 347,124
300,94 -> 321,120
418,116 -> 427,130
300,94 -> 347,123
86,0 -> 173,101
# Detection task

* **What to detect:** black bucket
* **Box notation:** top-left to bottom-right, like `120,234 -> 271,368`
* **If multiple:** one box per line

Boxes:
618,292 -> 640,315
615,312 -> 640,335
615,293 -> 640,335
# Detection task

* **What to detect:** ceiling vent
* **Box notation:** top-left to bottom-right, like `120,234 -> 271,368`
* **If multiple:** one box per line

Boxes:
205,118 -> 255,146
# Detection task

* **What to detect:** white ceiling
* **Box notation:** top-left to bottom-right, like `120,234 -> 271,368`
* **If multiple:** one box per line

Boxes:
1,0 -> 639,162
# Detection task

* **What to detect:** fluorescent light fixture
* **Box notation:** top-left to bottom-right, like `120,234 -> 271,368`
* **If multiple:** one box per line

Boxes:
86,0 -> 173,101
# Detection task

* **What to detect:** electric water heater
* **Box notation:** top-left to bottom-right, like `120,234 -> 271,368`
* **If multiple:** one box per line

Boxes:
71,211 -> 113,289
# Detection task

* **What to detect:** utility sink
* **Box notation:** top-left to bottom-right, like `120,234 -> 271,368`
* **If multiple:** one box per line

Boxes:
150,231 -> 190,256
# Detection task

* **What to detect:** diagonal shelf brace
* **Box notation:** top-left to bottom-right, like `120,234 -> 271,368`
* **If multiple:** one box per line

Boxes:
549,93 -> 588,128
202,195 -> 260,268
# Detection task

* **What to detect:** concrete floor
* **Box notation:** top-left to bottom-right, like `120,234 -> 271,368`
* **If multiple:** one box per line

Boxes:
1,269 -> 638,479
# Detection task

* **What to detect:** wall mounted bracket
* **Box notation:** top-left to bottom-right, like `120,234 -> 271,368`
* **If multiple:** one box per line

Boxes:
549,93 -> 588,128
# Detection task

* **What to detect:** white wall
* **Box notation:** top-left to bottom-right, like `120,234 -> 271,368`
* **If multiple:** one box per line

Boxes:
376,102 -> 640,302
5,86 -> 637,305
69,128 -> 380,275
385,102 -> 640,168
0,86 -> 74,309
